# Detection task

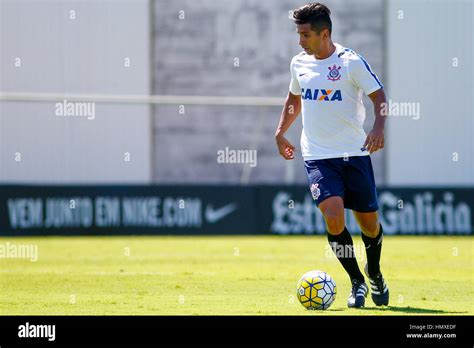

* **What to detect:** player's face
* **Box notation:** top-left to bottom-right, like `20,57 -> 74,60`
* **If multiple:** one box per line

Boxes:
296,23 -> 325,55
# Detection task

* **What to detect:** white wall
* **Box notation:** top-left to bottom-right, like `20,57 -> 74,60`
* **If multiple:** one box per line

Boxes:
0,0 -> 151,184
151,0 -> 386,184
386,0 -> 473,186
2,0 -> 472,186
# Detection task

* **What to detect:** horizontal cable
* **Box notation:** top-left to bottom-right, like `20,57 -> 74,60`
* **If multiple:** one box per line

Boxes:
0,92 -> 285,106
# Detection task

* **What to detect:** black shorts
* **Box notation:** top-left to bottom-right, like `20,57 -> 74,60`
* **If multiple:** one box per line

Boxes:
304,155 -> 379,212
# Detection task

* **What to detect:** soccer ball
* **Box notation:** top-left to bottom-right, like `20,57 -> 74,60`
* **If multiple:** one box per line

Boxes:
296,270 -> 337,310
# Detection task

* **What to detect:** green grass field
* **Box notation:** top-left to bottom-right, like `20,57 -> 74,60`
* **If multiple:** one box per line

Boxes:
0,235 -> 472,315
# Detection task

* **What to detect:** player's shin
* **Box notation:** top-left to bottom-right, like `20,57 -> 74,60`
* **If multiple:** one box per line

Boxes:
361,223 -> 384,277
327,227 -> 364,283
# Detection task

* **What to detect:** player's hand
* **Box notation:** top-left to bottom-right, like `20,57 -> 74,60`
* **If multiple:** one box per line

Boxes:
363,126 -> 384,154
276,135 -> 296,160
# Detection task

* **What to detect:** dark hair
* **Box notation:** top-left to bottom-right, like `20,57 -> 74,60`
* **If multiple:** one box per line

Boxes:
292,3 -> 332,35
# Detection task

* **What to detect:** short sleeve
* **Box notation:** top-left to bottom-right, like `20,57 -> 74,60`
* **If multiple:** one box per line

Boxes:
289,58 -> 301,95
349,56 -> 383,95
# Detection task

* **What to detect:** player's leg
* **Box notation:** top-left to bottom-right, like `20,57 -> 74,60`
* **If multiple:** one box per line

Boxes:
318,197 -> 368,308
353,210 -> 388,305
319,196 -> 364,281
352,210 -> 382,275
344,155 -> 389,306
305,159 -> 368,308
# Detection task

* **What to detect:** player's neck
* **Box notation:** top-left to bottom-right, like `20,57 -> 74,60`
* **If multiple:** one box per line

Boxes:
314,41 -> 336,60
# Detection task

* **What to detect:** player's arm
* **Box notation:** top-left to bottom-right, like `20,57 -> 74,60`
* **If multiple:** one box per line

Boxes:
275,91 -> 301,160
363,88 -> 387,154
348,56 -> 386,154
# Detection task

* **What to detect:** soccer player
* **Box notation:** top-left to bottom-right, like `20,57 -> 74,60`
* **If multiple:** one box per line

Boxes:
275,3 -> 389,308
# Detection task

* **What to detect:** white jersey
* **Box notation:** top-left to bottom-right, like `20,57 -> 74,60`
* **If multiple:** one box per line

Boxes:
289,43 -> 383,160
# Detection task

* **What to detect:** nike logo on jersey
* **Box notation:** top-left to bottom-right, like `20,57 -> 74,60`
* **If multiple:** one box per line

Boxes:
299,73 -> 309,77
301,88 -> 342,101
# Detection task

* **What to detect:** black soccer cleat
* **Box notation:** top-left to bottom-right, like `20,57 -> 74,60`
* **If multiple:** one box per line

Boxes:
364,263 -> 389,306
347,279 -> 368,308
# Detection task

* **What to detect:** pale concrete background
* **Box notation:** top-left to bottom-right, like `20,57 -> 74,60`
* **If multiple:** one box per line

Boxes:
0,0 -> 151,183
1,0 -> 472,187
152,0 -> 385,184
386,0 -> 474,185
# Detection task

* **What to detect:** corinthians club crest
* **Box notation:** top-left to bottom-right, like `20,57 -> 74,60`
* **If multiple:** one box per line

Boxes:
310,183 -> 321,200
327,64 -> 341,81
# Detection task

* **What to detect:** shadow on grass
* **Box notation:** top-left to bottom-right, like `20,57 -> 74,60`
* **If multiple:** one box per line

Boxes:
360,306 -> 467,314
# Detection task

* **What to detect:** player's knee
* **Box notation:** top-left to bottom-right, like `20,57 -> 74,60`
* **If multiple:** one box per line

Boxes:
319,198 -> 345,235
360,223 -> 380,238
323,211 -> 345,235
